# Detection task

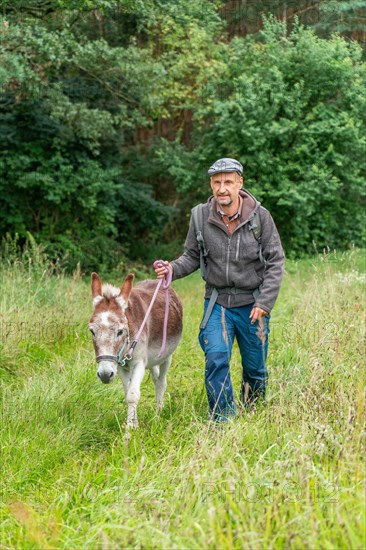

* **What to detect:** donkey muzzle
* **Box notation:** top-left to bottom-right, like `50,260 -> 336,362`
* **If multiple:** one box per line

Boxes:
97,365 -> 115,384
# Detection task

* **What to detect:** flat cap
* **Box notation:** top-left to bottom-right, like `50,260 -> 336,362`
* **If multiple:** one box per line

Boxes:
208,157 -> 243,177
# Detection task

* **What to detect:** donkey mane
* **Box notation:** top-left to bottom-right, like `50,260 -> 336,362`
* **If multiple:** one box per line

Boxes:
101,283 -> 120,300
101,280 -> 156,301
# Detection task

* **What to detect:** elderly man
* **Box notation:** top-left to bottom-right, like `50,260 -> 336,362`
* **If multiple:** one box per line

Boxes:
155,158 -> 284,422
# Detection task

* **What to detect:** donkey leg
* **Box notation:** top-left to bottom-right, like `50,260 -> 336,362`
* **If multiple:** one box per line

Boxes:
118,365 -> 131,398
126,361 -> 145,429
150,365 -> 160,384
150,365 -> 162,410
155,356 -> 172,411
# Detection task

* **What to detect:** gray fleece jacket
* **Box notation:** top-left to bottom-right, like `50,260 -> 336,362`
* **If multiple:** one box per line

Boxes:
171,189 -> 285,313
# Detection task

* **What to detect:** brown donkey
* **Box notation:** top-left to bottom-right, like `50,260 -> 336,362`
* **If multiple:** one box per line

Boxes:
89,272 -> 183,429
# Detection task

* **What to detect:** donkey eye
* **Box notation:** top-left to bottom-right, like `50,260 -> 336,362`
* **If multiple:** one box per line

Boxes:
117,330 -> 123,337
90,328 -> 95,337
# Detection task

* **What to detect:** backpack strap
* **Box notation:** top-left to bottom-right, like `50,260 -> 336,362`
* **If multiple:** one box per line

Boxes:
192,204 -> 208,280
248,210 -> 266,266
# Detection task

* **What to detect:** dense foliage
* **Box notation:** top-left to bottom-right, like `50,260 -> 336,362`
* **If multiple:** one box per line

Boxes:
0,1 -> 365,270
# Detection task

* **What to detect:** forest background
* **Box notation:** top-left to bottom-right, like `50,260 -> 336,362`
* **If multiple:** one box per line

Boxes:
1,0 -> 365,273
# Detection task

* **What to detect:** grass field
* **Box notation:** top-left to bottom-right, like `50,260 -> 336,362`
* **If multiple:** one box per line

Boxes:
0,247 -> 365,549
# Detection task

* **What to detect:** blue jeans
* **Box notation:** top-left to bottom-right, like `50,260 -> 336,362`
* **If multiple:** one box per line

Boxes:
198,300 -> 270,421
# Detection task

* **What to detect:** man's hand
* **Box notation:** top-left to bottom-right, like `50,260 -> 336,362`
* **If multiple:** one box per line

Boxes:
249,306 -> 268,324
154,260 -> 173,279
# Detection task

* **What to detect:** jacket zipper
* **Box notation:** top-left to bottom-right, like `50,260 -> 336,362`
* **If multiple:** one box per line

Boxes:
227,236 -> 231,308
235,233 -> 240,261
226,235 -> 231,286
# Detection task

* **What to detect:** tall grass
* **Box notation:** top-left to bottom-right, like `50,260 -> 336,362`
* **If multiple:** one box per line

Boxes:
0,246 -> 365,549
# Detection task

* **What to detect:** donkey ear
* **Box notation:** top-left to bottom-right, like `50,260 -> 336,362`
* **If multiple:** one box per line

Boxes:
119,273 -> 135,303
91,272 -> 102,298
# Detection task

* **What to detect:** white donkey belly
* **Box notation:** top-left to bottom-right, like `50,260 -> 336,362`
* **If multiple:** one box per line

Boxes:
145,335 -> 181,368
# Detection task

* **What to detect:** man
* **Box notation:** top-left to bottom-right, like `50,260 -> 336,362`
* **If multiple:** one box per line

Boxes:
155,157 -> 284,422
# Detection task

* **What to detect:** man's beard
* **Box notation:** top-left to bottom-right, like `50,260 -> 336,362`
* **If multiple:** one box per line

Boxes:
217,195 -> 232,205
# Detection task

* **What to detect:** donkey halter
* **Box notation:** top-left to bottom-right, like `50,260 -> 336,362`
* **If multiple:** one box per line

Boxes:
96,335 -> 131,367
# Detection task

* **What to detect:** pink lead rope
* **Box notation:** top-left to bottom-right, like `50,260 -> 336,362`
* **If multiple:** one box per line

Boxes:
155,260 -> 172,357
124,260 -> 172,361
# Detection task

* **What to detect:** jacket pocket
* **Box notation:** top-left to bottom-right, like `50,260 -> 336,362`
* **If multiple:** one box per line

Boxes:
245,268 -> 262,288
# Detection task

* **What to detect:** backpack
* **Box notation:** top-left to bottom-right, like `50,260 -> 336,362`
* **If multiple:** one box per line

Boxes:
192,204 -> 265,281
